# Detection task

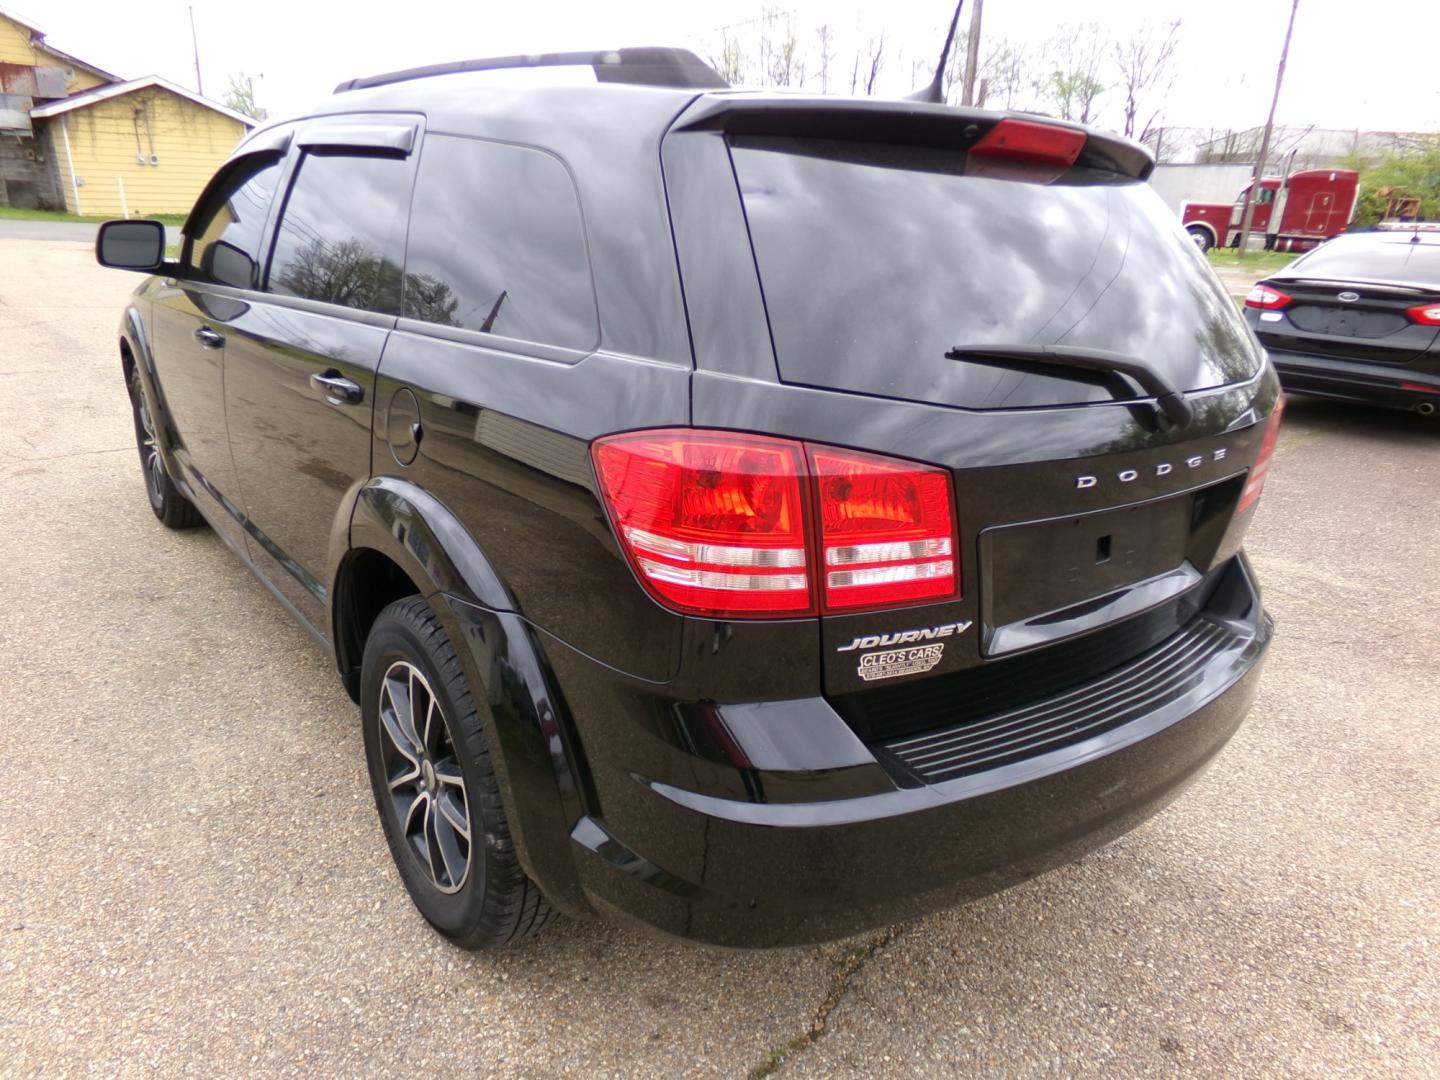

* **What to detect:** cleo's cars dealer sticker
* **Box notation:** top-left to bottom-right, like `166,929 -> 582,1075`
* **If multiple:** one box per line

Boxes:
837,620 -> 973,682
857,644 -> 946,681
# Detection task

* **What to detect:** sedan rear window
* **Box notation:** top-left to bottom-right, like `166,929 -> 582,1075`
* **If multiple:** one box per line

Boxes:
1284,237 -> 1440,285
731,136 -> 1261,410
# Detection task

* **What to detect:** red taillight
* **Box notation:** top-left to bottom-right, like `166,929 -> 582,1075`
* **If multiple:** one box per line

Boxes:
809,447 -> 955,611
1405,302 -> 1440,326
970,118 -> 1085,167
592,431 -> 960,618
592,431 -> 813,617
1245,285 -> 1292,310
1238,397 -> 1285,513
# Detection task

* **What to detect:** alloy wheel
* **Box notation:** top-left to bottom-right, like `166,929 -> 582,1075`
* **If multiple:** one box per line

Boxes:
131,371 -> 166,505
377,660 -> 472,894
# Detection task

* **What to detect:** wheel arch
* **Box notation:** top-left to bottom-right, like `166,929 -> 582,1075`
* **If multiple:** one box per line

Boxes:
336,478 -> 592,916
335,477 -> 517,690
119,308 -> 188,482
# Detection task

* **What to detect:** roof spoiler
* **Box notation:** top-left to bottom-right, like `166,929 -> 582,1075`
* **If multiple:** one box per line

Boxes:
334,47 -> 729,94
672,97 -> 1155,181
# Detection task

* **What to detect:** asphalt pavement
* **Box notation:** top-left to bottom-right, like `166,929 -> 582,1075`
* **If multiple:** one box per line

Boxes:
1,239 -> 1437,1078
0,219 -> 182,245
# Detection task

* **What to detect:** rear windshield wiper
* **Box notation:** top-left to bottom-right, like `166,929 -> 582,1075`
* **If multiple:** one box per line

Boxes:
945,343 -> 1193,427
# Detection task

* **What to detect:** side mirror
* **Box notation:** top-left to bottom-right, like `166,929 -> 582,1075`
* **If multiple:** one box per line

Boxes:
96,219 -> 167,272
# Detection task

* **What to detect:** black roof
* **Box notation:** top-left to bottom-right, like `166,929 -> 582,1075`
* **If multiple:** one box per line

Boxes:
334,47 -> 727,95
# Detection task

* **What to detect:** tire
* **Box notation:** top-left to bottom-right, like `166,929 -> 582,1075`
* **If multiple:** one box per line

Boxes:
361,596 -> 554,948
126,365 -> 203,529
1186,226 -> 1213,253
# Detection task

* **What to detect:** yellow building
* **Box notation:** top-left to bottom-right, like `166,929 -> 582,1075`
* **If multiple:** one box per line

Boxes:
32,76 -> 256,217
1,7 -> 254,215
0,6 -> 114,95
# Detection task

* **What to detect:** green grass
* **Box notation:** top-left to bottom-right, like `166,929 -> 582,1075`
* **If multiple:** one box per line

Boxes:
0,206 -> 186,225
1206,249 -> 1302,274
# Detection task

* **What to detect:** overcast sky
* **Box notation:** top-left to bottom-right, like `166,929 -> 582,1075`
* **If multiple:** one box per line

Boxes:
22,0 -> 1440,135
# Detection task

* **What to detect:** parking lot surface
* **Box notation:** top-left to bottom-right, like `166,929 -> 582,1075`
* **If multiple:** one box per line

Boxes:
2,240 -> 1437,1078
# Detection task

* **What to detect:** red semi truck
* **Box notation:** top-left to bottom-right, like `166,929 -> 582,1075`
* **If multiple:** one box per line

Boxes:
1181,168 -> 1359,253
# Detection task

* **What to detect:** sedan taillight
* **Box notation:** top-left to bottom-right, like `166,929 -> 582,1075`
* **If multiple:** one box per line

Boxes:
1238,397 -> 1285,513
1245,285 -> 1292,310
1405,302 -> 1440,326
592,430 -> 959,618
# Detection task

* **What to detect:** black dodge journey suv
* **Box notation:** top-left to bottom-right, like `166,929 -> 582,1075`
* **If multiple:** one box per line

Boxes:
96,48 -> 1281,948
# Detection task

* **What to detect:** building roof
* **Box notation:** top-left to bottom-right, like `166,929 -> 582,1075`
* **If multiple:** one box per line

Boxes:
30,74 -> 257,126
0,5 -> 121,82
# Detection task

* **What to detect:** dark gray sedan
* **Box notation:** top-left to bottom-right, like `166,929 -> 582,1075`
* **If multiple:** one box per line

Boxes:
1244,229 -> 1440,415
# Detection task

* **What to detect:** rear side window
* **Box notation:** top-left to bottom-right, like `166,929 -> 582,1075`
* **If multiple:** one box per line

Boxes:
266,151 -> 412,315
402,135 -> 598,350
186,155 -> 284,288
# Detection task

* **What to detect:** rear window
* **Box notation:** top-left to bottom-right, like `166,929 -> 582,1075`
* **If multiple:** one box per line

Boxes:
731,136 -> 1260,409
402,135 -> 598,351
1284,237 -> 1440,285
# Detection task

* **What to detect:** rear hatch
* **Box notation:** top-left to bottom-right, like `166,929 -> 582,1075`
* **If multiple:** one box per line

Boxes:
731,134 -> 1262,409
710,111 -> 1278,715
1251,238 -> 1440,364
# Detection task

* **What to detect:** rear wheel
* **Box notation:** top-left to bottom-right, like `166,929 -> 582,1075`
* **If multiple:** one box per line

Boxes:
127,366 -> 202,529
361,596 -> 554,948
1186,226 -> 1213,253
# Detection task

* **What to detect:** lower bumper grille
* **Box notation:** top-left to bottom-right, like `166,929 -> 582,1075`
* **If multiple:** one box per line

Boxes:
881,618 -> 1239,784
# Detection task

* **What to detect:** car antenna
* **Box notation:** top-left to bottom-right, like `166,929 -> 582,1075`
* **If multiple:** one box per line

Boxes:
907,0 -> 965,104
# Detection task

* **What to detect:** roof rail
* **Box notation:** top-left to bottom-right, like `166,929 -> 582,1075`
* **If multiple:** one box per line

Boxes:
334,47 -> 728,94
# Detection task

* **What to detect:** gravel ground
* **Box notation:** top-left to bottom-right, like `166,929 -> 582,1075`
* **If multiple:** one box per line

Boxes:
1,240 -> 1436,1078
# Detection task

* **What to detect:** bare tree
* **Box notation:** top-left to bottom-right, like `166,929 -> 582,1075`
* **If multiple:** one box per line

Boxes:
862,34 -> 886,96
709,28 -> 748,86
980,40 -> 1028,109
223,72 -> 267,121
1035,24 -> 1108,124
757,9 -> 805,87
1113,20 -> 1181,139
941,35 -> 1027,108
815,24 -> 835,92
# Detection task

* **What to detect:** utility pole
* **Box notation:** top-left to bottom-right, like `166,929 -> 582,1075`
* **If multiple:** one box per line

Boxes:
960,0 -> 983,106
189,6 -> 203,97
1236,0 -> 1299,259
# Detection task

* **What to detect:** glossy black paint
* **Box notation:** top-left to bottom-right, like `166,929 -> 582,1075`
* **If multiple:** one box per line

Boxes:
568,566 -> 1270,946
106,75 -> 1280,945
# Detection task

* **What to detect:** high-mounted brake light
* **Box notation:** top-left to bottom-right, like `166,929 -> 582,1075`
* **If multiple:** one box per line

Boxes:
1238,397 -> 1284,513
592,431 -> 960,619
1405,302 -> 1440,326
1245,285 -> 1292,310
970,118 -> 1085,168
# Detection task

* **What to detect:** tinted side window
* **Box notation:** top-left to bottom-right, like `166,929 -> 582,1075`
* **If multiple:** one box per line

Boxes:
403,135 -> 597,350
186,155 -> 284,288
266,151 -> 412,315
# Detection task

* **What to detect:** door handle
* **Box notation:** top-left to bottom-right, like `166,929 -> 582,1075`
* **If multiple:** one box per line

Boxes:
310,370 -> 365,406
194,326 -> 224,349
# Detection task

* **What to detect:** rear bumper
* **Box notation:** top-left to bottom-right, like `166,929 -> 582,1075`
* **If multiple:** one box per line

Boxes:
560,559 -> 1273,947
1269,348 -> 1440,410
